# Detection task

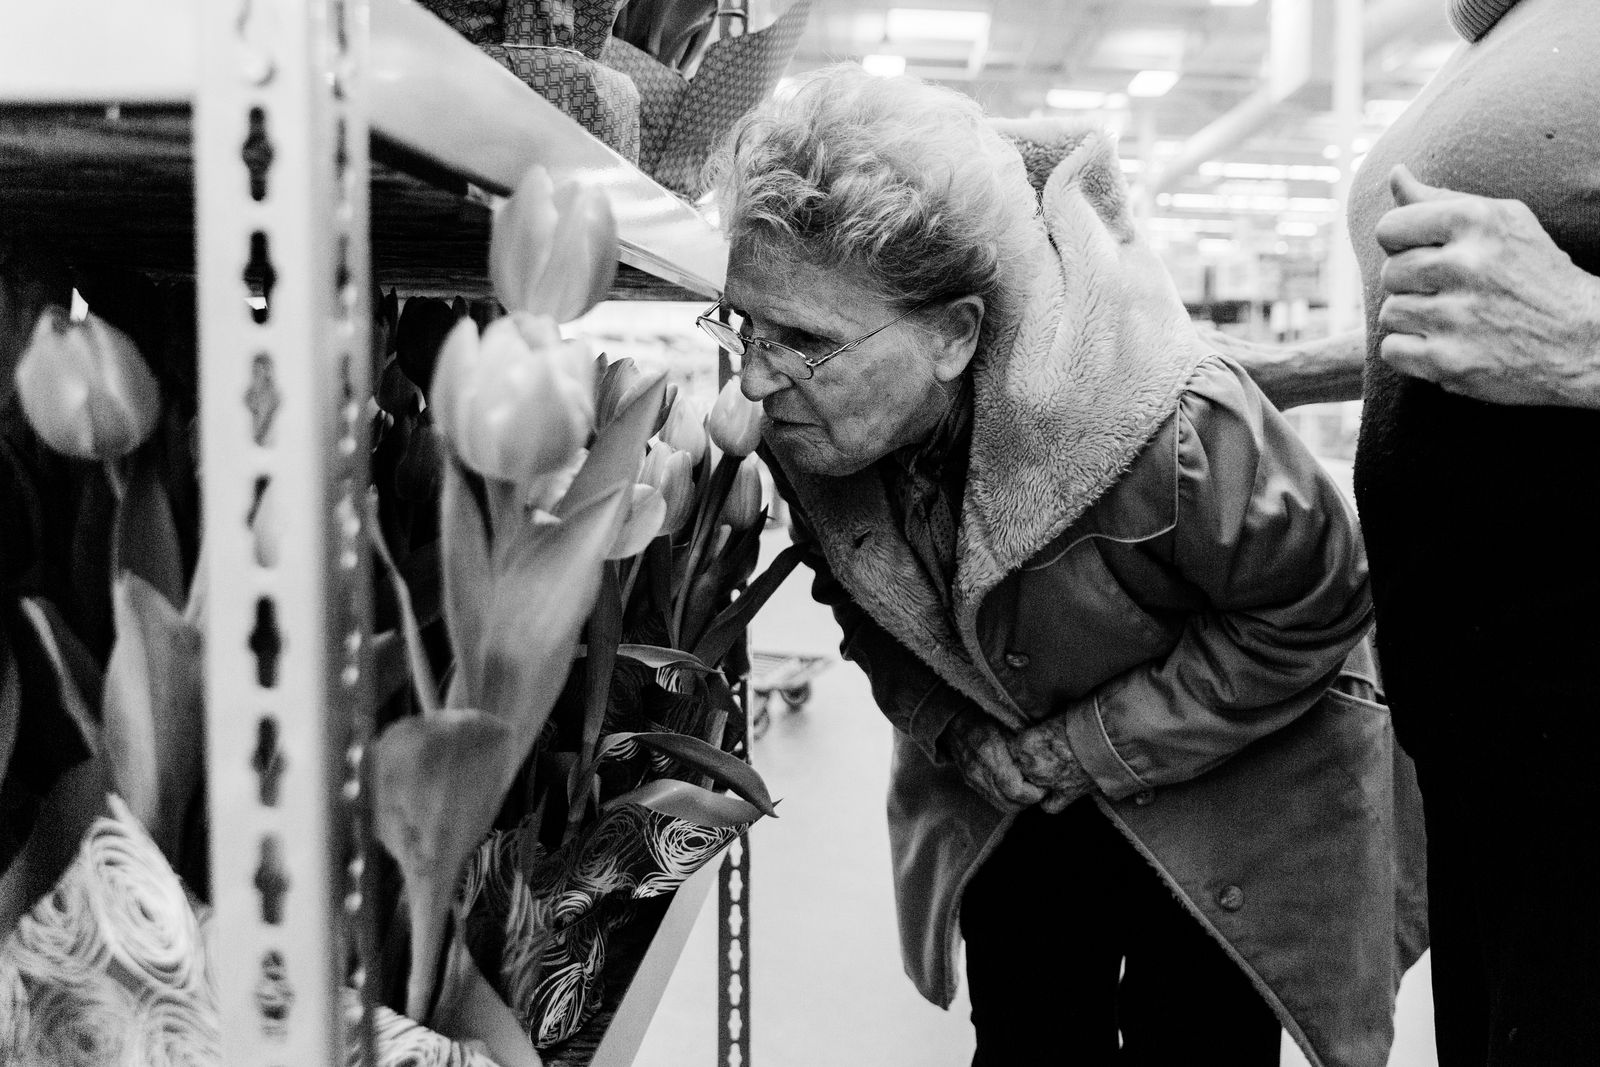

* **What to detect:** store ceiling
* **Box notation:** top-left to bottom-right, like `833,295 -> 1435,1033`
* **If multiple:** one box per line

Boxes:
775,0 -> 1463,265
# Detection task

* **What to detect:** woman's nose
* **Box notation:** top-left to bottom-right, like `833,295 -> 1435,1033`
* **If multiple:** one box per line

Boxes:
739,351 -> 791,402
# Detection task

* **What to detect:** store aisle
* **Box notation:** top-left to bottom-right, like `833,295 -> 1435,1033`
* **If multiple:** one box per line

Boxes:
634,529 -> 1438,1067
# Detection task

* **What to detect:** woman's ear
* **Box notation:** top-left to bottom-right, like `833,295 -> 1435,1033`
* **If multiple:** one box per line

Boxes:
930,295 -> 985,383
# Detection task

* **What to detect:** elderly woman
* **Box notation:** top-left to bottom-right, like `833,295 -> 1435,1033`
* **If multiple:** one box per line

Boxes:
703,66 -> 1424,1067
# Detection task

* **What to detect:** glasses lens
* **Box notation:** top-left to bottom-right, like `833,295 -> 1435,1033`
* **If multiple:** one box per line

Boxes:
698,308 -> 817,380
746,339 -> 815,381
697,316 -> 743,353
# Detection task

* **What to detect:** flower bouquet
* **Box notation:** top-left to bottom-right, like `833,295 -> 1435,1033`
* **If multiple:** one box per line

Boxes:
367,163 -> 799,1059
0,161 -> 794,1063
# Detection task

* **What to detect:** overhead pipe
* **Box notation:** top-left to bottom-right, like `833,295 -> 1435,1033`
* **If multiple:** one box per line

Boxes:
1142,0 -> 1444,195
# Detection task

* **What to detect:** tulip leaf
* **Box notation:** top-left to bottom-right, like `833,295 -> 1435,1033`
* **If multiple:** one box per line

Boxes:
18,598 -> 102,750
430,936 -> 543,1067
364,492 -> 439,718
693,541 -> 808,668
480,485 -> 628,765
557,372 -> 667,522
567,563 -> 622,843
0,757 -> 113,943
370,629 -> 409,709
0,634 -> 19,788
603,778 -> 763,829
102,572 -> 203,861
371,709 -> 515,1022
600,730 -> 777,817
614,643 -> 715,676
112,453 -> 185,612
439,459 -> 491,710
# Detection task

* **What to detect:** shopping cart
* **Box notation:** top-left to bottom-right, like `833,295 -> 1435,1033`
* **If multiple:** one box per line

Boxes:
748,649 -> 832,738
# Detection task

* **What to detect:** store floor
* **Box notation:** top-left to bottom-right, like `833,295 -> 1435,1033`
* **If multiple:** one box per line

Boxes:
634,529 -> 1439,1067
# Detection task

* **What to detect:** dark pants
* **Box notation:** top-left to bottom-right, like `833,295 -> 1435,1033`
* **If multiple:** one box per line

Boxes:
959,801 -> 1281,1067
1413,753 -> 1600,1067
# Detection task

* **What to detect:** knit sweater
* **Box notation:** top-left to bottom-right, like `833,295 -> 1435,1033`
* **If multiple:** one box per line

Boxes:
1448,0 -> 1519,40
1349,0 -> 1600,760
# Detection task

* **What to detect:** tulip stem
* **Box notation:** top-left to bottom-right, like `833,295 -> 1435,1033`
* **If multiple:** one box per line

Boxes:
102,458 -> 127,502
672,455 -> 738,647
618,548 -> 647,614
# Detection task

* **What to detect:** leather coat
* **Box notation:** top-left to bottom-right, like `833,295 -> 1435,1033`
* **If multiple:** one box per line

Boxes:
768,123 -> 1427,1067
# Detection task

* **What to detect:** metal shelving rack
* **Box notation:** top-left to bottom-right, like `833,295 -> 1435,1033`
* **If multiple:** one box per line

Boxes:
0,1 -> 732,1063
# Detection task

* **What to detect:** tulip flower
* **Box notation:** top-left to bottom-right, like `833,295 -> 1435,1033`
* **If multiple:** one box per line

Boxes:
640,442 -> 695,538
490,165 -> 619,325
706,376 -> 763,458
719,453 -> 765,532
608,483 -> 667,560
430,313 -> 595,492
15,306 -> 160,460
658,393 -> 707,467
595,355 -> 643,430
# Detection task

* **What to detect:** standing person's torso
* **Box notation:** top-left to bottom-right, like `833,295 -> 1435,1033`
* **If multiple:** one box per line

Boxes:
1349,0 -> 1600,729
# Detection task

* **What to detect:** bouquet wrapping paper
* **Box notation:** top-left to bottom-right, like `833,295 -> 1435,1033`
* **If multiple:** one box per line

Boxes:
0,795 -> 496,1067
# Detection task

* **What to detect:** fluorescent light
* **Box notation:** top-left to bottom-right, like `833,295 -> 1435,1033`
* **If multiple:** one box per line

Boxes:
1165,192 -> 1340,213
862,54 -> 907,77
1277,221 -> 1321,237
886,8 -> 991,41
1128,70 -> 1180,98
1104,93 -> 1129,110
1047,88 -> 1106,110
1199,161 -> 1342,183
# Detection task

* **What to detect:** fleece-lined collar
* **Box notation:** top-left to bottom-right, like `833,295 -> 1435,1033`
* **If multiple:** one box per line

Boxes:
778,122 -> 1210,725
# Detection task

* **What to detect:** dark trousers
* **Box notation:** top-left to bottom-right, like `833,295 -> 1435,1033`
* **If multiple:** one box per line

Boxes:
959,801 -> 1281,1067
1414,755 -> 1600,1067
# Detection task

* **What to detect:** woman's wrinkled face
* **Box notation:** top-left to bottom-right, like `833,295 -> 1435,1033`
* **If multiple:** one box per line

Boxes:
723,243 -> 950,478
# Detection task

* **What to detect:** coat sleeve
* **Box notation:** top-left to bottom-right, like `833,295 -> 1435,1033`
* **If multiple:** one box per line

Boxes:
763,451 -> 973,763
1058,358 -> 1374,799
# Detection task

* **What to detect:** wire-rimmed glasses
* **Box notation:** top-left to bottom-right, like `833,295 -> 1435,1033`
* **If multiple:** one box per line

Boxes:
694,298 -> 930,381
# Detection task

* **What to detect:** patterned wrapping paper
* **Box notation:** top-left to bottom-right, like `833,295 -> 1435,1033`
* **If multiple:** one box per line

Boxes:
416,0 -> 811,196
461,796 -> 741,1048
0,795 -> 495,1067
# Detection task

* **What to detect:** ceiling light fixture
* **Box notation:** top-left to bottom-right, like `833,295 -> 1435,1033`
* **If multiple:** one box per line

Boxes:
862,54 -> 908,77
885,8 -> 991,41
1128,70 -> 1180,98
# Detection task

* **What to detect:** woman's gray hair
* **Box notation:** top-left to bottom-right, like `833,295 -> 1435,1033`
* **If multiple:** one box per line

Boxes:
707,64 -> 1041,327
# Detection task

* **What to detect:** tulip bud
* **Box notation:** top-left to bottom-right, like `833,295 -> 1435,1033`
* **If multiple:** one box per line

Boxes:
706,375 -> 763,458
15,306 -> 161,460
608,483 -> 667,559
395,421 -> 445,503
430,313 -> 593,491
490,165 -> 619,324
659,393 -> 708,467
719,454 -> 765,532
595,355 -> 643,430
640,442 -> 695,537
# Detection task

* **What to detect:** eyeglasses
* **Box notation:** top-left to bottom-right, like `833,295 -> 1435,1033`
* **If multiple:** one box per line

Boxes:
694,298 -> 930,381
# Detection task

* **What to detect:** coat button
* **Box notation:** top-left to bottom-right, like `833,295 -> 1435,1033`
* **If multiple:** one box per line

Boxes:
1134,789 -> 1156,806
1003,652 -> 1030,669
1217,885 -> 1245,912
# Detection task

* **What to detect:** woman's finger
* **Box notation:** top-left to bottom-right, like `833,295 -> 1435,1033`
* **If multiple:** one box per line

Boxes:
1378,331 -> 1441,382
1379,247 -> 1451,295
1376,292 -> 1438,336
